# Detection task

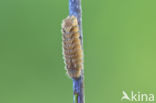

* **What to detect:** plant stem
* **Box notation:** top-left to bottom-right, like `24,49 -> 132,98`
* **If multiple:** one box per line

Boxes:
69,0 -> 83,43
73,76 -> 84,103
69,0 -> 85,103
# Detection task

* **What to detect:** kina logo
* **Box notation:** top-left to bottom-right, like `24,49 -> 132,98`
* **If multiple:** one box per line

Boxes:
121,91 -> 154,102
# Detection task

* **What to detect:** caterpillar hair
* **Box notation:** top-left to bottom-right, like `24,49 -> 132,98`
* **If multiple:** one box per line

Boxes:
61,16 -> 83,79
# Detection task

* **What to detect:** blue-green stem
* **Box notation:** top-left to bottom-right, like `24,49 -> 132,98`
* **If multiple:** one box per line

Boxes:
69,0 -> 84,103
73,76 -> 84,103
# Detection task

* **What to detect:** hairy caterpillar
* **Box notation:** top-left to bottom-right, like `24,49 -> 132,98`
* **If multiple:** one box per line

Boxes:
61,16 -> 83,78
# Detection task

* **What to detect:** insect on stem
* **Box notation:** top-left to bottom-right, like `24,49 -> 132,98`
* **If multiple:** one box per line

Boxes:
62,0 -> 85,103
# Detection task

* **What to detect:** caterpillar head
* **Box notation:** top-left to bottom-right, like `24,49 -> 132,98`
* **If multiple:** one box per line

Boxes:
62,16 -> 78,33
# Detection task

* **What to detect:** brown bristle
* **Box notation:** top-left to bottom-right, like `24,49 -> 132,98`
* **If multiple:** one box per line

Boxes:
61,16 -> 83,78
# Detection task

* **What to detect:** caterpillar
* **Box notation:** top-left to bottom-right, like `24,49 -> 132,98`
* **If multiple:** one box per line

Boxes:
61,16 -> 83,78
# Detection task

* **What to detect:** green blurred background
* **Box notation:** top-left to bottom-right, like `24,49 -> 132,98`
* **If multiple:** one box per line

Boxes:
0,0 -> 156,103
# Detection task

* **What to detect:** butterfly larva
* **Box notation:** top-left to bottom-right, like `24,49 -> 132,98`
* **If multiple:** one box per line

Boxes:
61,16 -> 83,78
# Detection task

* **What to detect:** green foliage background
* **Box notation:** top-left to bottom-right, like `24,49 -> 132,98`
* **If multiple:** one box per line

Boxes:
0,0 -> 156,103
